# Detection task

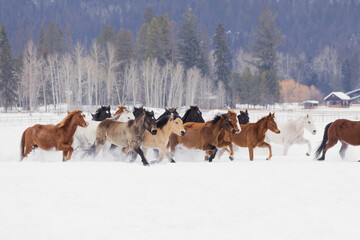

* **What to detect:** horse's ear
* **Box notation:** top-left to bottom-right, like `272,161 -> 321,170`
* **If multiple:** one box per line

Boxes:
91,113 -> 94,118
268,112 -> 272,117
307,114 -> 309,118
272,112 -> 275,117
245,109 -> 248,114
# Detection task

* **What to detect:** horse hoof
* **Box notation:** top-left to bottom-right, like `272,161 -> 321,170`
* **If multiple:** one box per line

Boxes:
171,160 -> 176,163
317,158 -> 325,161
306,153 -> 310,156
143,162 -> 150,166
229,156 -> 234,161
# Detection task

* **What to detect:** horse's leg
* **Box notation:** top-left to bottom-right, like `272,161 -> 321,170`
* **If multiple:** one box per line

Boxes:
207,146 -> 218,162
134,147 -> 149,166
62,151 -> 68,162
319,138 -> 338,161
258,142 -> 272,160
157,145 -> 176,163
339,141 -> 349,160
64,149 -> 74,161
248,146 -> 254,161
283,142 -> 289,156
229,144 -> 234,161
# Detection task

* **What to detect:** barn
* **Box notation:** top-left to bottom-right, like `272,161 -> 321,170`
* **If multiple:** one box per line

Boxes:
324,92 -> 350,107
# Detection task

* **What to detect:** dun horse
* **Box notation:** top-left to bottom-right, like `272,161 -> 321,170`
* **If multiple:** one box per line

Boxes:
315,119 -> 360,161
127,115 -> 186,164
169,114 -> 237,162
20,110 -> 88,161
231,113 -> 280,161
92,109 -> 157,166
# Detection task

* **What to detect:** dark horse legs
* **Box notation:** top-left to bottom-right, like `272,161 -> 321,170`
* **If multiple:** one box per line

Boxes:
207,146 -> 218,162
134,147 -> 150,166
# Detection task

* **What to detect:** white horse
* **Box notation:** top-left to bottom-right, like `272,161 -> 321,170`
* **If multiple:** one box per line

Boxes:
266,114 -> 317,156
74,109 -> 135,148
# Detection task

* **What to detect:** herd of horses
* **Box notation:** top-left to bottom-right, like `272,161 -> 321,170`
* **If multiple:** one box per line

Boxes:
19,105 -> 360,165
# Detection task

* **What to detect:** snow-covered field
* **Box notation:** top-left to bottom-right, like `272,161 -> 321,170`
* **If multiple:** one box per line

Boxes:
1,107 -> 360,240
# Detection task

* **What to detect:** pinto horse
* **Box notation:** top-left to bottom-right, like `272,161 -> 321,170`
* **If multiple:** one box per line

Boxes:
182,106 -> 205,123
169,114 -> 237,162
20,110 -> 88,161
231,113 -> 280,161
114,106 -> 127,116
315,119 -> 360,161
183,110 -> 241,160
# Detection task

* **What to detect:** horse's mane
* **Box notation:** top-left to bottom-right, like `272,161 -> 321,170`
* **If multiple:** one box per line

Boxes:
156,115 -> 171,129
212,114 -> 228,124
57,110 -> 82,128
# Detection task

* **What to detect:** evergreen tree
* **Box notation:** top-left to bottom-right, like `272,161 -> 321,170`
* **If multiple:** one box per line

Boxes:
0,26 -> 18,111
47,21 -> 64,54
117,28 -> 134,72
97,25 -> 117,48
213,23 -> 231,88
37,24 -> 48,58
143,6 -> 154,24
178,8 -> 203,71
250,4 -> 284,104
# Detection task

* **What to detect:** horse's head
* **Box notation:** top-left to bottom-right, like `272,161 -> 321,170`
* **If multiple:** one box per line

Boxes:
114,105 -> 127,116
227,110 -> 240,134
166,108 -> 180,118
133,106 -> 145,118
238,109 -> 249,125
92,105 -> 111,121
304,114 -> 317,135
189,106 -> 205,123
267,112 -> 280,134
115,109 -> 135,122
170,116 -> 186,136
143,110 -> 157,135
213,114 -> 238,134
73,111 -> 88,128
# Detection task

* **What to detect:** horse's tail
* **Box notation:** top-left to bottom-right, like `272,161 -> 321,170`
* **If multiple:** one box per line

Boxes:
315,122 -> 332,159
20,128 -> 28,161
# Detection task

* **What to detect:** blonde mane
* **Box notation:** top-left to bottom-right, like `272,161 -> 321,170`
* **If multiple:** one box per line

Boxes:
57,110 -> 83,128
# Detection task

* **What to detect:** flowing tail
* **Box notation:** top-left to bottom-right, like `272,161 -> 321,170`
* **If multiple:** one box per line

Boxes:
315,122 -> 332,159
20,128 -> 28,161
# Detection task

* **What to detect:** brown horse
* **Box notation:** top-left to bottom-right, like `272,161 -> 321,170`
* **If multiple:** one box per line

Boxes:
315,119 -> 360,161
169,114 -> 238,162
183,110 -> 240,160
114,106 -> 127,116
20,110 -> 88,161
231,113 -> 280,161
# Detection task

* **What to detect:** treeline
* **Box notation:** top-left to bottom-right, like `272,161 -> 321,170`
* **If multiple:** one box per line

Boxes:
0,5 -> 359,112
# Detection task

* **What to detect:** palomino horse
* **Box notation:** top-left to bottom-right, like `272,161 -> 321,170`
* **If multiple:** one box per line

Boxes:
20,110 -> 88,161
74,109 -> 134,148
169,114 -> 238,162
266,114 -> 317,156
91,106 -> 111,121
183,110 -> 241,160
92,109 -> 157,166
182,106 -> 205,123
114,106 -> 127,116
133,115 -> 185,164
231,113 -> 280,161
315,119 -> 360,161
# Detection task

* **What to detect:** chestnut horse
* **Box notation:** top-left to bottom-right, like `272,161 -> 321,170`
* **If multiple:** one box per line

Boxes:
169,114 -> 238,162
183,110 -> 241,160
315,119 -> 360,161
114,106 -> 127,116
231,113 -> 280,161
20,110 -> 88,161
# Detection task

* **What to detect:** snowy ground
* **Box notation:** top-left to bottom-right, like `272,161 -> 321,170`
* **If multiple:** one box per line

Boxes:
1,107 -> 360,240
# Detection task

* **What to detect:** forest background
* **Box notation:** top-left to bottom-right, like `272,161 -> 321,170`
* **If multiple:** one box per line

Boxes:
0,0 -> 359,111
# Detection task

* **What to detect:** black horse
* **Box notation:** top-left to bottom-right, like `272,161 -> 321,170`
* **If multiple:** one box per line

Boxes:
181,106 -> 205,123
91,106 -> 111,121
157,108 -> 180,120
238,109 -> 249,125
